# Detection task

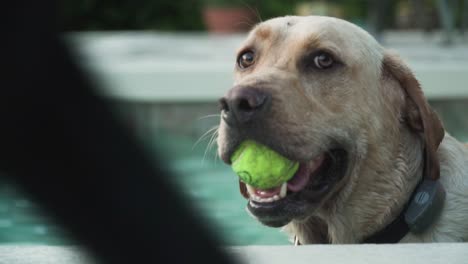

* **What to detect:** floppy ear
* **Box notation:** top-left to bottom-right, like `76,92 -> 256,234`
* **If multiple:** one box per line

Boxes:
382,52 -> 445,181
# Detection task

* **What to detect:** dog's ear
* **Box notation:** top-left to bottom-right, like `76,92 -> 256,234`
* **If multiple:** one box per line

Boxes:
382,52 -> 445,180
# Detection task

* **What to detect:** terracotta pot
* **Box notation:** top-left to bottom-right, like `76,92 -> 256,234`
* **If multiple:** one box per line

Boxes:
202,7 -> 256,33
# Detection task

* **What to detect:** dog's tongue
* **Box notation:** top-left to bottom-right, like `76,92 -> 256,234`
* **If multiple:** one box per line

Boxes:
287,155 -> 325,192
287,164 -> 310,192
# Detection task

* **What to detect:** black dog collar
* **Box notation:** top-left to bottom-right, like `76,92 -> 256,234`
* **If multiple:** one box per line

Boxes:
293,178 -> 445,245
363,178 -> 445,243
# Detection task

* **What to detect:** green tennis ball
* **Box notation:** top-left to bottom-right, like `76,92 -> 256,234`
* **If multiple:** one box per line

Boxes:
231,140 -> 299,189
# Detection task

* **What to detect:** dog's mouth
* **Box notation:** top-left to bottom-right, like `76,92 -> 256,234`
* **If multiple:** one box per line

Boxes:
245,154 -> 326,202
242,149 -> 348,227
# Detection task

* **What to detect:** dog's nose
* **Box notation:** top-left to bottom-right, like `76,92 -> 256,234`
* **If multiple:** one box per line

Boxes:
219,86 -> 271,124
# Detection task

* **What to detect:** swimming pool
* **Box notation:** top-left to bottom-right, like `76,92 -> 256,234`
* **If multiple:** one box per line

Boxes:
0,133 -> 291,246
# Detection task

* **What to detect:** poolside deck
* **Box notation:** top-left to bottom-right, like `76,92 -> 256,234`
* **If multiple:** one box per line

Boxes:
67,30 -> 468,102
0,243 -> 467,263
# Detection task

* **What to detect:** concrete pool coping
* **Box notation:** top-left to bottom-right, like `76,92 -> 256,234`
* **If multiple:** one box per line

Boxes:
66,30 -> 468,103
0,243 -> 467,263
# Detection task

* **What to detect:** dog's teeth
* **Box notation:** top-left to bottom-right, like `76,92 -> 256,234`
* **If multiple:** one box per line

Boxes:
252,195 -> 263,203
250,194 -> 275,203
280,183 -> 287,198
246,184 -> 256,196
249,185 -> 287,203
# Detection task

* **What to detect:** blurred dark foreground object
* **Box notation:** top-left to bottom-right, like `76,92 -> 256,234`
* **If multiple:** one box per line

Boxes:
1,1 -> 233,263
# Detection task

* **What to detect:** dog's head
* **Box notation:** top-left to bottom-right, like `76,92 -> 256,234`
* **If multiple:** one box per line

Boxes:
217,16 -> 444,230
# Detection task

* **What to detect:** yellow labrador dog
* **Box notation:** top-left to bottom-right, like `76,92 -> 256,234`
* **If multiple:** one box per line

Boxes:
217,16 -> 468,244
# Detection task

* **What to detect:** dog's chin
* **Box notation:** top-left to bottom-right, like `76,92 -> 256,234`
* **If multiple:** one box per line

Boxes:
244,149 -> 349,227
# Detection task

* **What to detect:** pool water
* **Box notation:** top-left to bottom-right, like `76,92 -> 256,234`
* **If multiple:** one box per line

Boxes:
0,134 -> 291,246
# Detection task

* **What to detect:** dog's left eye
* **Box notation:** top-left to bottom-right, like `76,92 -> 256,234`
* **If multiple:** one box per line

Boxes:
313,52 -> 334,69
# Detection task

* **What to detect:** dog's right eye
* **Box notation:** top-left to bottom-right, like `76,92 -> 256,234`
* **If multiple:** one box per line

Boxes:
313,52 -> 334,69
237,51 -> 256,69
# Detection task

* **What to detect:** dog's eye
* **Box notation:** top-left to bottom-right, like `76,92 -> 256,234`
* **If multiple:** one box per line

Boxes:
237,51 -> 256,69
313,52 -> 334,69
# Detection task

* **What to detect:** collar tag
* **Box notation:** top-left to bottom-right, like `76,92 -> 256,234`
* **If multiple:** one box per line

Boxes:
404,179 -> 446,233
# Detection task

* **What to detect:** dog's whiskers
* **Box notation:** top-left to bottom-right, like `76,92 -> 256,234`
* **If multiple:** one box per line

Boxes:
235,20 -> 256,29
196,114 -> 221,121
202,127 -> 219,165
241,1 -> 263,23
192,125 -> 219,151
